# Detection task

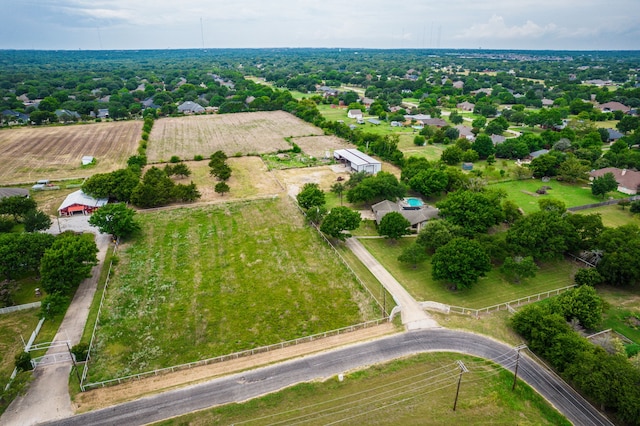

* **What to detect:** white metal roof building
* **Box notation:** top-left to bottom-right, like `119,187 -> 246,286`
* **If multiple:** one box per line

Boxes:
58,190 -> 108,216
333,149 -> 381,175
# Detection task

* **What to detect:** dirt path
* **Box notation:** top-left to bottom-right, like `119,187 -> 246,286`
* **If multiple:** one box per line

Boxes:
73,323 -> 397,413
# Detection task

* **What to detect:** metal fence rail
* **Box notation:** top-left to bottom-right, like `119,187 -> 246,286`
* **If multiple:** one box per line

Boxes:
428,285 -> 577,318
81,317 -> 388,391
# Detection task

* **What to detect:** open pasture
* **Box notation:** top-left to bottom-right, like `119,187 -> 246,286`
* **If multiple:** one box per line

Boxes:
146,111 -> 323,162
0,121 -> 142,185
86,197 -> 377,381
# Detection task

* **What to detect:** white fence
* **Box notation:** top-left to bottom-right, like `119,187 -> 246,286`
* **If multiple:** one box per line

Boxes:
81,317 -> 389,391
422,285 -> 577,318
4,317 -> 45,391
0,301 -> 41,315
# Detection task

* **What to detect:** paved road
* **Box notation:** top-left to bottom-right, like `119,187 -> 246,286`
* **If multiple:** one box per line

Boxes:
346,237 -> 439,330
41,329 -> 612,426
0,216 -> 111,426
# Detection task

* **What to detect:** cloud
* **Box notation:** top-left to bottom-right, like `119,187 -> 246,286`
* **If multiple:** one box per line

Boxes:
455,15 -> 561,41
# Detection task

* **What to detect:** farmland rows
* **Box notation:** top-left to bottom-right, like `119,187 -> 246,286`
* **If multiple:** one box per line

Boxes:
147,111 -> 323,162
0,121 -> 141,185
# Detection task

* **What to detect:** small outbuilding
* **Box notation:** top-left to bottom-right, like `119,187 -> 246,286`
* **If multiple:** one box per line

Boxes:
58,190 -> 107,216
333,149 -> 381,175
0,187 -> 29,200
81,156 -> 95,166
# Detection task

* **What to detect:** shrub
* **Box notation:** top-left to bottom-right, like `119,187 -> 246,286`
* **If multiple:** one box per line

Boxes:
71,343 -> 89,362
14,351 -> 32,372
194,154 -> 204,161
169,155 -> 180,163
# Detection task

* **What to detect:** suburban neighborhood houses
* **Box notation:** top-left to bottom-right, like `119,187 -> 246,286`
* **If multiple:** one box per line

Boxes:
1,46 -> 640,426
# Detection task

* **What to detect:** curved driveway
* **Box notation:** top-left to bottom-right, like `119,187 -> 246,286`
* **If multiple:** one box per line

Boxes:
41,329 -> 612,426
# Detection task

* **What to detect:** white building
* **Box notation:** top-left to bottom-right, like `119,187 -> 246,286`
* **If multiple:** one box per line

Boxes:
333,149 -> 381,175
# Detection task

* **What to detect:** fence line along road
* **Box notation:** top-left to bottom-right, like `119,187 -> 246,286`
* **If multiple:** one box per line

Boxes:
0,301 -> 41,315
423,284 -> 577,318
81,317 -> 388,391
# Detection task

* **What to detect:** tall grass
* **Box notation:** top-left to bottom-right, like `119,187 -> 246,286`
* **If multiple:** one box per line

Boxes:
86,198 -> 378,381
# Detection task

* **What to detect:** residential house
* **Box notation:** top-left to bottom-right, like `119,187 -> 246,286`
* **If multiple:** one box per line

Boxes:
371,199 -> 439,233
422,118 -> 448,127
456,101 -> 474,111
178,101 -> 205,114
455,125 -> 475,141
589,168 -> 640,195
452,81 -> 464,89
347,109 -> 363,119
528,149 -> 549,159
1,110 -> 29,124
541,98 -> 554,107
605,128 -> 624,142
599,102 -> 630,113
491,134 -> 506,145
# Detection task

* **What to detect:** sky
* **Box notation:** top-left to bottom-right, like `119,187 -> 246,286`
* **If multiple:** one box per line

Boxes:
1,0 -> 639,51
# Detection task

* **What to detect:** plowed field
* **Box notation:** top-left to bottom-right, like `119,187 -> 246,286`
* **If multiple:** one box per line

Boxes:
147,111 -> 323,162
0,121 -> 141,185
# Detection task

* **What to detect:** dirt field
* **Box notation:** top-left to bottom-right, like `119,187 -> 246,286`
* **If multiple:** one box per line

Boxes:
147,111 -> 323,162
293,135 -> 351,159
154,157 -> 284,202
274,164 -> 351,198
0,121 -> 142,185
74,323 -> 397,413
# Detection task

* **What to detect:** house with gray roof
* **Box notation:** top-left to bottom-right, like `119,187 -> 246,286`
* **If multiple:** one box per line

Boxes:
178,101 -> 205,114
589,167 -> 640,195
371,199 -> 439,233
0,188 -> 29,200
334,149 -> 381,174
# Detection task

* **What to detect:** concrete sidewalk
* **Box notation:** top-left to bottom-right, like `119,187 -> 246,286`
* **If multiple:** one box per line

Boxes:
0,217 -> 111,426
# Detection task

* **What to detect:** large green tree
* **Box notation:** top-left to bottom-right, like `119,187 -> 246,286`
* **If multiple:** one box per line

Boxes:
378,212 -> 411,241
23,209 -> 51,232
0,196 -> 37,222
552,285 -> 603,330
470,134 -> 494,159
408,168 -> 448,198
319,207 -> 360,241
398,242 -> 428,268
296,183 -> 326,210
506,211 -> 578,261
591,172 -> 618,199
431,237 -> 491,290
0,232 -> 55,280
500,256 -> 538,284
435,189 -> 504,235
346,172 -> 405,204
40,233 -> 98,294
88,203 -> 140,238
416,219 -> 463,253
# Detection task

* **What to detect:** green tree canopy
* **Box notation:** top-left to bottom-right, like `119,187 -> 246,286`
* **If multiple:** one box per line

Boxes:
506,211 -> 578,261
319,207 -> 360,241
88,203 -> 140,238
0,232 -> 55,280
431,237 -> 491,290
346,172 -> 406,204
416,219 -> 463,253
408,168 -> 449,198
378,212 -> 411,241
552,285 -> 603,330
40,232 -> 98,294
0,196 -> 37,222
435,189 -> 504,235
500,255 -> 538,284
470,134 -> 494,159
296,183 -> 326,210
398,242 -> 428,268
591,172 -> 618,199
23,209 -> 51,232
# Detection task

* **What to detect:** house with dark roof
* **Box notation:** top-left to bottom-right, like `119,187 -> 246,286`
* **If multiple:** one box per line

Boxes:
0,188 -> 29,200
491,134 -> 506,145
55,109 -> 81,122
529,149 -> 549,159
142,98 -> 160,109
589,167 -> 640,195
1,110 -> 29,124
605,128 -> 624,142
371,199 -> 439,233
422,118 -> 448,127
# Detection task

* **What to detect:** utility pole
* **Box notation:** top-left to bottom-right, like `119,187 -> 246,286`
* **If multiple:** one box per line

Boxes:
66,341 -> 81,384
452,360 -> 468,411
512,344 -> 527,391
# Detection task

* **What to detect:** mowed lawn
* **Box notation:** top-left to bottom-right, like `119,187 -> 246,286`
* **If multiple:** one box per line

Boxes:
0,309 -> 40,389
579,204 -> 640,228
360,238 -> 579,309
489,179 -> 626,214
87,197 -> 376,381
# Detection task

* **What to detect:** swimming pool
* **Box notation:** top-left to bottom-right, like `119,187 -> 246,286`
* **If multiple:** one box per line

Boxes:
406,198 -> 424,207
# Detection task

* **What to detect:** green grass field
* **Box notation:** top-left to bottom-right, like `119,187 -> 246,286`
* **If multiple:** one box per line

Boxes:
598,286 -> 640,344
579,204 -> 640,228
489,179 -> 626,214
153,352 -> 569,426
359,238 -> 578,309
86,198 -> 378,382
